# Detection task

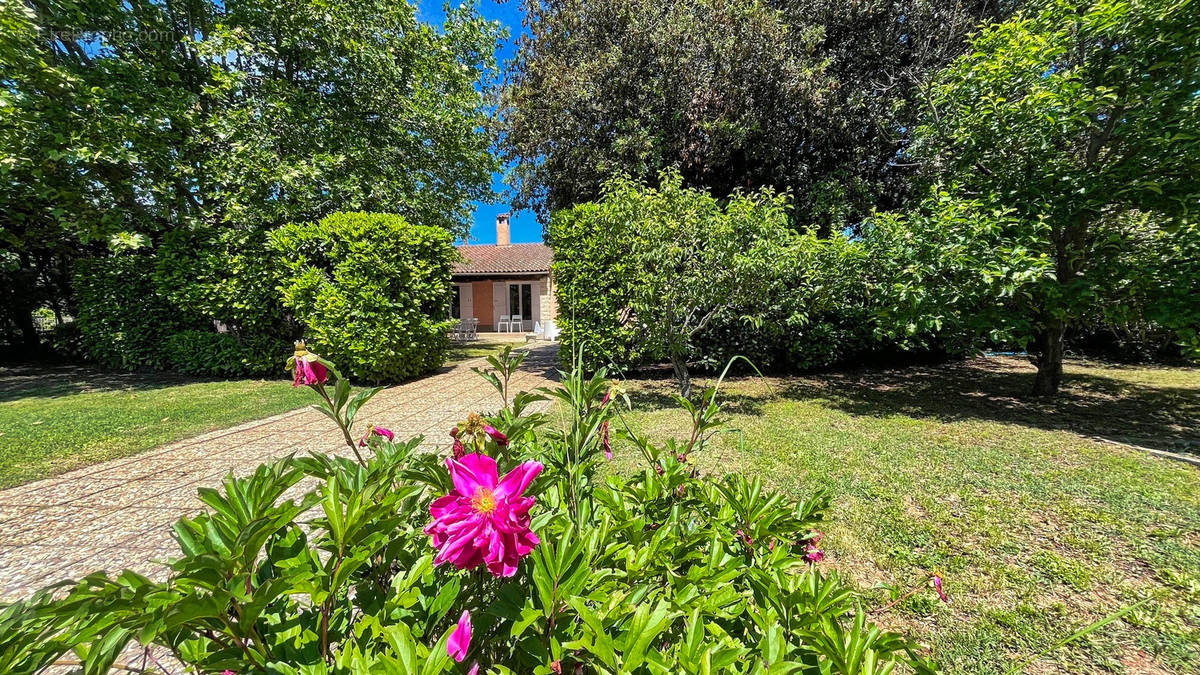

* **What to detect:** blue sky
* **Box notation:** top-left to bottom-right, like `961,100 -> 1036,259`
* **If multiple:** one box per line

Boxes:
417,1 -> 542,245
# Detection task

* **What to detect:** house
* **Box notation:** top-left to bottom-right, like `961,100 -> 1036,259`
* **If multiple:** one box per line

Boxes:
452,213 -> 556,333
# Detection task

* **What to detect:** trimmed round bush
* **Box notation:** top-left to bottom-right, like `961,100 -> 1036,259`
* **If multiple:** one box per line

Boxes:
271,212 -> 457,383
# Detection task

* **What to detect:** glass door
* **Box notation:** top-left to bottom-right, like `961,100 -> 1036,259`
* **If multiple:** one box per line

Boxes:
508,283 -> 533,330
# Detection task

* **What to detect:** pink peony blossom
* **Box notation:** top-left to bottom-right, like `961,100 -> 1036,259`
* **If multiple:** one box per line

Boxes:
483,425 -> 508,447
804,545 -> 825,564
425,453 -> 542,577
358,425 -> 394,447
292,354 -> 328,387
804,532 -> 825,564
447,610 -> 471,662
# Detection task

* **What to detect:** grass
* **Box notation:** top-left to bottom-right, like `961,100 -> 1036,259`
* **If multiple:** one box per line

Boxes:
610,356 -> 1200,674
0,365 -> 312,489
447,338 -> 522,362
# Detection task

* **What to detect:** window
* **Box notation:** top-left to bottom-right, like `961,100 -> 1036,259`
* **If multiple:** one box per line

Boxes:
451,285 -> 461,319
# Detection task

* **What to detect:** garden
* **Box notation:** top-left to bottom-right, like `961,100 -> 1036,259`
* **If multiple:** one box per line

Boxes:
1,0 -> 1198,673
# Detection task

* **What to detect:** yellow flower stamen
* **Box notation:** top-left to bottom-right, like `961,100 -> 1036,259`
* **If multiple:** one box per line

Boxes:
471,488 -> 497,515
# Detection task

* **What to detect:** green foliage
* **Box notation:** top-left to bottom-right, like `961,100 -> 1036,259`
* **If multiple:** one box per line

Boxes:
693,231 -> 881,372
862,192 -> 1055,353
155,228 -> 294,339
272,213 -> 458,383
0,0 -> 498,352
0,353 -> 936,675
502,0 -> 1005,228
72,255 -> 207,371
162,331 -> 290,378
549,172 -> 790,395
912,0 -> 1200,391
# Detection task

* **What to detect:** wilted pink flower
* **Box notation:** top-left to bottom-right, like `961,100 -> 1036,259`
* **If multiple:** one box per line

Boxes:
425,453 -> 542,577
933,575 -> 948,603
358,425 -> 394,447
291,354 -> 327,387
735,529 -> 753,547
601,421 -> 612,460
803,532 -> 825,563
447,610 -> 471,662
483,425 -> 508,447
452,437 -> 467,459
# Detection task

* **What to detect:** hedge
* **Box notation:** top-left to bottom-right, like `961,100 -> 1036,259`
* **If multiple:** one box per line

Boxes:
162,331 -> 291,378
271,212 -> 457,383
72,255 -> 208,371
549,188 -> 895,376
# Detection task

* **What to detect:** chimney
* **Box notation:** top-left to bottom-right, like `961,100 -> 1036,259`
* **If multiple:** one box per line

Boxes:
496,212 -> 511,247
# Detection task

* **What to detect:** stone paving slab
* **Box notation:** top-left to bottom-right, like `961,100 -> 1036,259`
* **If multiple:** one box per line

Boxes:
0,343 -> 559,604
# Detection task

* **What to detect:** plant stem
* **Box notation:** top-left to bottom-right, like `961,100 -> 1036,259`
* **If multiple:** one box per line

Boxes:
315,383 -> 366,465
868,575 -> 934,615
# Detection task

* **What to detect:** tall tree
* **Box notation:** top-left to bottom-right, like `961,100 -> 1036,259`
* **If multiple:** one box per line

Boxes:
500,0 -> 1006,230
913,0 -> 1200,394
0,0 -> 498,351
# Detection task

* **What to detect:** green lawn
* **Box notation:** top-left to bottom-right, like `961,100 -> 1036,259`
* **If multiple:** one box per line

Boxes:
0,365 -> 312,489
611,356 -> 1200,674
447,338 -> 521,362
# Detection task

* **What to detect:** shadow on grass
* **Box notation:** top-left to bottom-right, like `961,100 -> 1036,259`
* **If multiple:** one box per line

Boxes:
629,357 -> 1200,454
0,364 -> 203,403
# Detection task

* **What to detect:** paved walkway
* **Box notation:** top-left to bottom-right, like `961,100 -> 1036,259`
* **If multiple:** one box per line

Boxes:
0,343 -> 559,603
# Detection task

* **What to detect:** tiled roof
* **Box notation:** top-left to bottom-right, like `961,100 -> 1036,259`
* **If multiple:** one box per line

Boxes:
453,243 -> 552,275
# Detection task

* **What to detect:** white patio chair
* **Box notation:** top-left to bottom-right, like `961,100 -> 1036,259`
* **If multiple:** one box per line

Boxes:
506,315 -> 524,332
497,314 -> 511,332
466,317 -> 479,340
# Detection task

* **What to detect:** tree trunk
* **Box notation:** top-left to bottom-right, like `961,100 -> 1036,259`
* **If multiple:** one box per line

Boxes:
1031,318 -> 1065,396
670,352 -> 692,399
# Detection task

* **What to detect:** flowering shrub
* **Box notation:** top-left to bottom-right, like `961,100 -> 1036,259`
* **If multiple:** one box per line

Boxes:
0,345 -> 940,674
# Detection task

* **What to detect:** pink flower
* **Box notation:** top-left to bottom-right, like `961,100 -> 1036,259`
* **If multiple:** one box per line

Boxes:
467,665 -> 479,675
601,421 -> 612,460
933,575 -> 948,603
358,425 -> 394,447
735,529 -> 753,547
447,610 -> 471,662
804,545 -> 825,564
483,425 -> 508,447
221,671 -> 236,675
425,453 -> 542,577
292,355 -> 327,387
452,438 -> 467,459
803,533 -> 825,564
